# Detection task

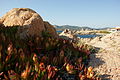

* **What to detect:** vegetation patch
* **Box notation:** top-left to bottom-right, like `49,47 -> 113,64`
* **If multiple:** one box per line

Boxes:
0,26 -> 100,80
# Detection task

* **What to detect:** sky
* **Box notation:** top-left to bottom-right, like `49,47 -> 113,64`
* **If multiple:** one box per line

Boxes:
0,0 -> 120,28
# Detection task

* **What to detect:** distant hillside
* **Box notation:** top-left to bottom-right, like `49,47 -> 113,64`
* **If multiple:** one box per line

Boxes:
54,25 -> 94,31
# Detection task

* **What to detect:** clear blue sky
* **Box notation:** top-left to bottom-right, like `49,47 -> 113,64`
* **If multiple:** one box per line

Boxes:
0,0 -> 120,28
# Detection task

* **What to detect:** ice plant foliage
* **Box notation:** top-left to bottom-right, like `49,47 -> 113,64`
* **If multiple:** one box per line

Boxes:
0,27 -> 101,80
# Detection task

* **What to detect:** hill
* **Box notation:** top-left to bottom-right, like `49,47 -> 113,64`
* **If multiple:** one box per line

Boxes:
54,25 -> 94,31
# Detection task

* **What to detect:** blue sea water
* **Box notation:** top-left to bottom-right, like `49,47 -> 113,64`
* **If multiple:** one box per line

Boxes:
57,31 -> 100,38
57,31 -> 63,33
77,34 -> 100,38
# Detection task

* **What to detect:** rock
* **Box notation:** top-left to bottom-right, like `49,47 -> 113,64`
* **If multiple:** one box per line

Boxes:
44,21 -> 58,37
0,22 -> 3,27
89,32 -> 120,51
89,37 -> 101,44
59,29 -> 77,40
0,8 -> 57,38
0,19 -> 4,27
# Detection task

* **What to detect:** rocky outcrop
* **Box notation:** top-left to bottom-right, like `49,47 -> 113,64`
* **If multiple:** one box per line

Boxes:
88,32 -> 120,80
44,21 -> 58,37
0,8 -> 58,38
0,22 -> 3,27
59,29 -> 77,40
89,32 -> 120,51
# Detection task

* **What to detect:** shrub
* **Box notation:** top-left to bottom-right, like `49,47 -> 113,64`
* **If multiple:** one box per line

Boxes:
0,27 -> 100,80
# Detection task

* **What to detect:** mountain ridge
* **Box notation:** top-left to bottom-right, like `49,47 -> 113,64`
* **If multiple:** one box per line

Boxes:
54,25 -> 111,31
54,25 -> 93,31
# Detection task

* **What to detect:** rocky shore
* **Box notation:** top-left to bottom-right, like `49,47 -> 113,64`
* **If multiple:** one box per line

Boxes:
59,29 -> 120,80
88,32 -> 120,80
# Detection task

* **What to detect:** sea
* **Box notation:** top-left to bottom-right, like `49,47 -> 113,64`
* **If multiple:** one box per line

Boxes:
77,34 -> 101,38
57,31 -> 101,38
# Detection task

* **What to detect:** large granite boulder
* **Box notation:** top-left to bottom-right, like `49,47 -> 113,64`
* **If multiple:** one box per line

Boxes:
0,8 -> 58,38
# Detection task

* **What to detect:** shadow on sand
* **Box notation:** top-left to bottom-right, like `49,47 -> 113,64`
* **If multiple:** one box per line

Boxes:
89,47 -> 112,80
99,74 -> 112,80
89,47 -> 105,67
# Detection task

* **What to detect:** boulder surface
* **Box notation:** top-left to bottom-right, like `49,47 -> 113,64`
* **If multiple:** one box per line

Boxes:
0,8 -> 58,38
